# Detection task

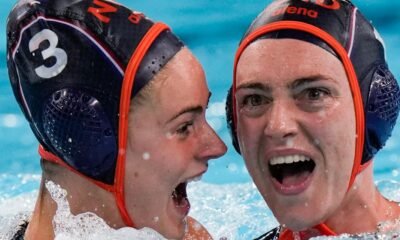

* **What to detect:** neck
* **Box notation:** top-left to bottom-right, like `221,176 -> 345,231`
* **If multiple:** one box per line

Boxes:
281,163 -> 400,240
25,176 -> 55,240
25,162 -> 124,239
323,163 -> 400,235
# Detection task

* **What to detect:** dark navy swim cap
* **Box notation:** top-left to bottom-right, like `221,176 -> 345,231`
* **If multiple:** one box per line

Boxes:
227,0 -> 400,180
7,0 -> 183,226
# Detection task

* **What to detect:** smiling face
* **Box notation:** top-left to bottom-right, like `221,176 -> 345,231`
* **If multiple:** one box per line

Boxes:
235,39 -> 356,230
124,48 -> 227,239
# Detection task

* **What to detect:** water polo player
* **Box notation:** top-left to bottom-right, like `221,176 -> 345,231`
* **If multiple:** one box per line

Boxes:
7,0 -> 226,239
226,0 -> 400,239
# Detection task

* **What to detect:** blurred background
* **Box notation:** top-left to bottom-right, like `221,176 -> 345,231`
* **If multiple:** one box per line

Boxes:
0,1 -> 399,238
1,0 -> 399,184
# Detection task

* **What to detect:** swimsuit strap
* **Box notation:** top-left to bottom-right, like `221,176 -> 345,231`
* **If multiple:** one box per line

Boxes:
11,220 -> 28,240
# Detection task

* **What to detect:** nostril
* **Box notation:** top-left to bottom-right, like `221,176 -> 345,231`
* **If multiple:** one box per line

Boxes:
199,138 -> 227,161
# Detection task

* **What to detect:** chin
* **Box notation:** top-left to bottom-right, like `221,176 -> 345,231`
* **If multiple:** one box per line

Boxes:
159,223 -> 186,240
163,231 -> 185,240
277,212 -> 324,231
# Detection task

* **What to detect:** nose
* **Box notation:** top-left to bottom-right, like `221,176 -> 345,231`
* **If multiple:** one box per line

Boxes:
197,123 -> 227,161
264,100 -> 298,142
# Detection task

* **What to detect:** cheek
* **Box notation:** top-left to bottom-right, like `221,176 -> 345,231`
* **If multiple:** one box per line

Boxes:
306,100 -> 356,146
158,141 -> 194,175
307,102 -> 356,176
237,117 -> 264,157
237,117 -> 270,182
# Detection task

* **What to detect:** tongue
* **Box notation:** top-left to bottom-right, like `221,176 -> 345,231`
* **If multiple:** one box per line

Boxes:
174,197 -> 191,216
281,170 -> 311,187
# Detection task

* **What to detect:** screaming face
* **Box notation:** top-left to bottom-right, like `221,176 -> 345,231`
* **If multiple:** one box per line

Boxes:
235,39 -> 356,231
124,48 -> 227,239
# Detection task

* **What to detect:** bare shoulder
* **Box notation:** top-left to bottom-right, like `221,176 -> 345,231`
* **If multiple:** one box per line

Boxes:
183,216 -> 213,240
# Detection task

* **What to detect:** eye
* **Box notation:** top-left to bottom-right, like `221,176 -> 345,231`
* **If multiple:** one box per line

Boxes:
303,88 -> 330,101
241,94 -> 269,107
295,87 -> 334,112
176,121 -> 194,137
236,93 -> 270,117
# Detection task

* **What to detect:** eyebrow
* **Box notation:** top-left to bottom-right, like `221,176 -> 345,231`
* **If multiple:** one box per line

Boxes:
236,82 -> 271,92
289,75 -> 336,89
236,74 -> 336,91
166,92 -> 211,123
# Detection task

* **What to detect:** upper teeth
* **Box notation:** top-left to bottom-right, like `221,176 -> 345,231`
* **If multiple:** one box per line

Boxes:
269,155 -> 310,166
187,175 -> 202,183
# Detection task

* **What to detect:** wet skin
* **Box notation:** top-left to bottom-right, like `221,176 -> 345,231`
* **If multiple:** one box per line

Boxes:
124,48 -> 227,239
235,39 -> 356,231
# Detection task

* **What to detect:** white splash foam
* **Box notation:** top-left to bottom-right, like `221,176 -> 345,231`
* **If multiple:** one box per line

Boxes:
311,219 -> 400,240
1,178 -> 400,239
46,181 -> 166,240
187,182 -> 276,239
0,211 -> 30,240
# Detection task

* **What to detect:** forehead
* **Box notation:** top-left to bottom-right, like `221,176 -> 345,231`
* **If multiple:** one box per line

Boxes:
150,48 -> 208,108
236,38 -> 347,86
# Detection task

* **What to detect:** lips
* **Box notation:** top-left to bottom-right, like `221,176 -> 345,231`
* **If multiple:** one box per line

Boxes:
269,154 -> 316,194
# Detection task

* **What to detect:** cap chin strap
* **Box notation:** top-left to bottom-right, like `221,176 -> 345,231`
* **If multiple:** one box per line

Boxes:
279,224 -> 336,240
234,21 -> 365,239
39,22 -> 170,228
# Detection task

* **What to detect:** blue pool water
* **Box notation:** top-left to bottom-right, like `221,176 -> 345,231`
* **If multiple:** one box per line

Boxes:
0,0 -> 400,239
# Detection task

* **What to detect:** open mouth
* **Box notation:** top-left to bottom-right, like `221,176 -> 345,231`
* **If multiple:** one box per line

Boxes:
170,175 -> 203,217
171,182 -> 190,217
269,155 -> 316,187
172,182 -> 188,206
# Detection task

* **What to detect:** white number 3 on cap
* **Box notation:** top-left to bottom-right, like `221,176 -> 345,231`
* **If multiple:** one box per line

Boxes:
29,29 -> 68,79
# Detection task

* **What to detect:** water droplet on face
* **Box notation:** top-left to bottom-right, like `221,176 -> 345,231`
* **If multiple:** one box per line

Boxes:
153,216 -> 159,222
261,166 -> 267,172
165,132 -> 173,139
304,202 -> 309,207
318,110 -> 326,118
142,152 -> 150,160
